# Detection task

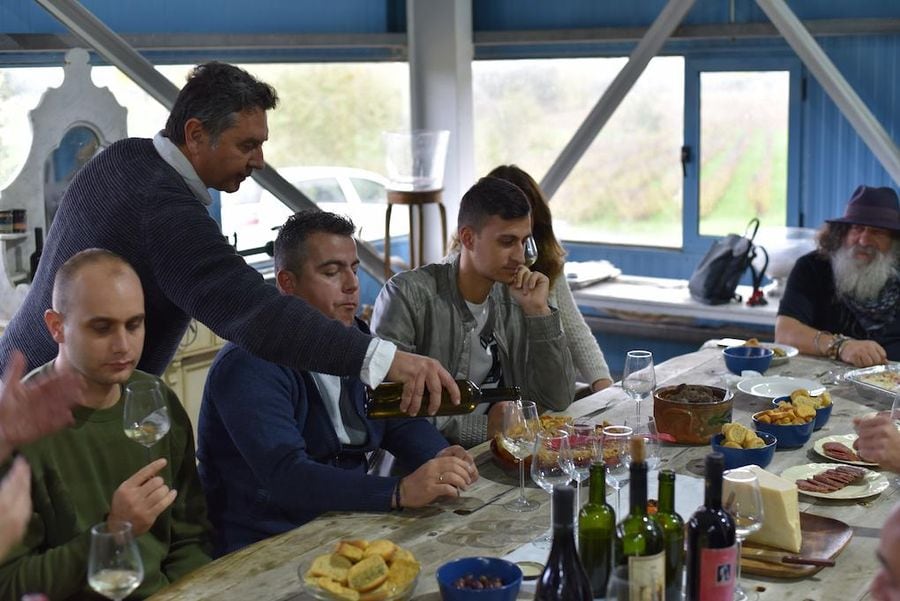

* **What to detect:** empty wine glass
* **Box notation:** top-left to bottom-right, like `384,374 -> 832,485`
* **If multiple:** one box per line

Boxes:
531,430 -> 573,548
524,235 -> 538,267
600,425 -> 632,518
123,380 -> 171,460
88,521 -> 143,601
623,350 -> 656,417
565,421 -> 598,513
625,415 -> 661,472
501,400 -> 540,512
606,565 -> 633,601
723,469 -> 764,601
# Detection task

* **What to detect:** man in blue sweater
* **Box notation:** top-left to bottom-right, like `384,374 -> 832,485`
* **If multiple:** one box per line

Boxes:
197,210 -> 478,555
0,61 -> 458,416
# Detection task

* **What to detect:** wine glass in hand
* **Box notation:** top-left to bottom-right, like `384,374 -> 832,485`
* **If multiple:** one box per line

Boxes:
622,350 -> 655,417
531,430 -> 573,548
524,235 -> 538,267
88,521 -> 143,601
123,380 -> 170,459
501,400 -> 540,512
723,469 -> 764,601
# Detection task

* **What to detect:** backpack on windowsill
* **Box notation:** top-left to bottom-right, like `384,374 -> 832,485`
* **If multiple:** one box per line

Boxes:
688,218 -> 762,305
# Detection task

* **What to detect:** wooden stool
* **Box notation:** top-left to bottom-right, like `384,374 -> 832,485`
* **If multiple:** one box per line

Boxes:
384,189 -> 447,279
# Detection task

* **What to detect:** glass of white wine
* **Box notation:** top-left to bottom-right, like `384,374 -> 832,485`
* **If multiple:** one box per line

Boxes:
502,400 -> 540,512
530,430 -> 573,548
723,468 -> 764,601
123,380 -> 171,460
88,521 -> 143,601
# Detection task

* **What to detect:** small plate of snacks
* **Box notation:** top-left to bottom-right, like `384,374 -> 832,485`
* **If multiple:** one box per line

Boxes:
300,538 -> 420,601
782,463 -> 888,500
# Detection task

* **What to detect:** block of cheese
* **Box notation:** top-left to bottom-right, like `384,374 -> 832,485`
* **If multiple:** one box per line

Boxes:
743,465 -> 802,553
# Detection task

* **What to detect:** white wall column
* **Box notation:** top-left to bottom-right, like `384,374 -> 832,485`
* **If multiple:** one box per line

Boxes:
406,0 -> 474,262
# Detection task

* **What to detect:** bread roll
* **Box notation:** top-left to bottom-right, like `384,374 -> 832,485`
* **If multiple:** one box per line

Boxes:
347,555 -> 389,593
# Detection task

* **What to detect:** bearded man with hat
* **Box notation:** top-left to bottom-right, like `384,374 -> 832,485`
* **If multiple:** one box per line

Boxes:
776,185 -> 900,367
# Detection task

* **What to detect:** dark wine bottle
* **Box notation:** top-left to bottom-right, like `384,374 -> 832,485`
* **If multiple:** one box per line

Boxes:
686,452 -> 737,601
578,462 -> 615,597
614,436 -> 665,599
652,469 -> 685,601
534,484 -> 592,601
28,227 -> 43,282
365,380 -> 520,419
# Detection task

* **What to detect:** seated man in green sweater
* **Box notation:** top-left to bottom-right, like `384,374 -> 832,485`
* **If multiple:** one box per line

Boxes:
0,249 -> 211,599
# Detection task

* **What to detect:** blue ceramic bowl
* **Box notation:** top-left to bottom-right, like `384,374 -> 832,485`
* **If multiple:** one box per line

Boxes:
710,432 -> 777,470
752,410 -> 815,448
436,557 -> 522,601
723,346 -> 774,375
772,396 -> 833,430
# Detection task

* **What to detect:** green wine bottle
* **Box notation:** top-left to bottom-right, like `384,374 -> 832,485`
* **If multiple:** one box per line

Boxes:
578,462 -> 615,597
365,380 -> 521,419
614,437 -> 665,598
652,469 -> 685,601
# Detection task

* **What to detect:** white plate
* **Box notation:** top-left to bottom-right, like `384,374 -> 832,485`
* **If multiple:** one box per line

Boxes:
737,376 -> 826,399
781,463 -> 888,500
759,342 -> 799,366
812,433 -> 879,467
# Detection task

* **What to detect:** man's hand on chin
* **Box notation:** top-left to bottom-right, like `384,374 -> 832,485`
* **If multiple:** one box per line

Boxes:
508,266 -> 551,316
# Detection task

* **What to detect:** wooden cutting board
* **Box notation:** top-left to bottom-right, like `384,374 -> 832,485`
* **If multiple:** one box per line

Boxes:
741,512 -> 852,578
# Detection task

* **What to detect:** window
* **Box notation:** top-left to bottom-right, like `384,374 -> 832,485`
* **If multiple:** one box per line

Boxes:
473,56 -> 685,248
697,70 -> 790,237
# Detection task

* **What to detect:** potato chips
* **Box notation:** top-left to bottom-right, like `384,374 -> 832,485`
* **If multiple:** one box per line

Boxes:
721,422 -> 767,449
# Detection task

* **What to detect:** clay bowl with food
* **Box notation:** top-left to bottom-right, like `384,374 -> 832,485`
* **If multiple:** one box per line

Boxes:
772,394 -> 833,430
723,345 -> 774,375
752,410 -> 814,449
653,384 -> 733,445
710,432 -> 777,470
436,556 -> 522,601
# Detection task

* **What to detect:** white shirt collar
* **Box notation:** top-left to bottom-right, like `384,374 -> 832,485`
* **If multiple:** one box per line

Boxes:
152,131 -> 213,206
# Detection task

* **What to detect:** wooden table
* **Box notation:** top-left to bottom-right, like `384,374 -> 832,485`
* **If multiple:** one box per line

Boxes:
150,348 -> 890,600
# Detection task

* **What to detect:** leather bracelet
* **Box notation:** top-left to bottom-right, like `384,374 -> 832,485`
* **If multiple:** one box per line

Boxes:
813,330 -> 831,356
827,334 -> 848,360
834,336 -> 851,360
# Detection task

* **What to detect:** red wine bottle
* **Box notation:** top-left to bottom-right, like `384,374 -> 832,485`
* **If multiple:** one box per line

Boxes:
686,452 -> 737,601
534,485 -> 592,601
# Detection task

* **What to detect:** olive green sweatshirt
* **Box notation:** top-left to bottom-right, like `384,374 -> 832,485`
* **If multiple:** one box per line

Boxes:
0,364 -> 211,600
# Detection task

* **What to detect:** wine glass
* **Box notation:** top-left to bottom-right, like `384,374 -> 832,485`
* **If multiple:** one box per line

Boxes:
625,415 -> 661,472
524,235 -> 538,267
623,350 -> 656,417
123,380 -> 171,460
501,400 -> 540,512
723,469 -> 764,601
600,425 -> 632,518
565,421 -> 598,514
88,521 -> 143,601
605,565 -> 632,601
530,430 -> 573,548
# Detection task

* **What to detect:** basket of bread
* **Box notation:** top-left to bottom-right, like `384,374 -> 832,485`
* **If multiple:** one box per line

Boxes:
300,538 -> 420,601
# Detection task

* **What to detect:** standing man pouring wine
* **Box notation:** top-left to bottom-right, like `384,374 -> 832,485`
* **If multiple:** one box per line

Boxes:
371,176 -> 576,447
0,249 -> 211,600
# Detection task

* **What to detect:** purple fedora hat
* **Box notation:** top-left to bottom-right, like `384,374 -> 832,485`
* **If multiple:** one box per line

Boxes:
826,185 -> 900,232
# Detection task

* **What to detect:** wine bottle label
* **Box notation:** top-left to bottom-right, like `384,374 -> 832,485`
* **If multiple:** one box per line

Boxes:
697,545 -> 737,600
627,550 -> 665,601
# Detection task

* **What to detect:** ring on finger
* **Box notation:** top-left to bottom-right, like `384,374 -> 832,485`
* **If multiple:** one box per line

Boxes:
439,473 -> 445,483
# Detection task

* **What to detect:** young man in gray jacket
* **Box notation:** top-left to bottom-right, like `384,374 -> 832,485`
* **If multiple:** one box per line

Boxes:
371,176 -> 576,447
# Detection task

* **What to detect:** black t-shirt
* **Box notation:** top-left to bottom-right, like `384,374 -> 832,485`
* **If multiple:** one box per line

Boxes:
778,251 -> 900,360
